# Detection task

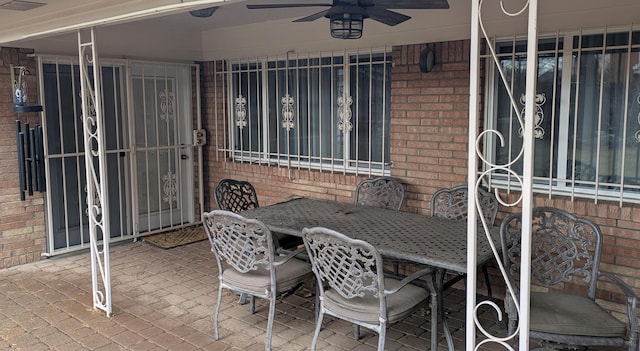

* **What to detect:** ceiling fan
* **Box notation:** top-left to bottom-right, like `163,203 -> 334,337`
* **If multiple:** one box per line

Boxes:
246,0 -> 449,39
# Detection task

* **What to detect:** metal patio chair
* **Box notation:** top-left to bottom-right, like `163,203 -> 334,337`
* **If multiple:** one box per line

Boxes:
354,176 -> 405,211
214,178 -> 302,253
500,207 -> 639,351
214,178 -> 260,212
214,178 -> 261,305
202,210 -> 313,351
354,176 -> 406,293
430,184 -> 498,296
302,226 -> 433,351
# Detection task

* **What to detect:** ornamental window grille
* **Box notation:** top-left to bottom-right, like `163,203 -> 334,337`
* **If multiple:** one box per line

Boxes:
486,26 -> 640,204
225,49 -> 391,176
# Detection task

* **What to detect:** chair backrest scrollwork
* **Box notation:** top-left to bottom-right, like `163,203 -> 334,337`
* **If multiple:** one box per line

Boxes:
203,210 -> 273,274
430,185 -> 498,226
500,207 -> 602,298
303,227 -> 384,300
214,179 -> 259,213
355,176 -> 405,211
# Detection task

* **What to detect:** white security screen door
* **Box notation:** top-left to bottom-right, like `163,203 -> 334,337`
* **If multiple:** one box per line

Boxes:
130,64 -> 195,232
42,59 -> 196,254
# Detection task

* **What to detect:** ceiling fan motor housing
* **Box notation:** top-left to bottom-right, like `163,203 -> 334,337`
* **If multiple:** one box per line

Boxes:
246,0 -> 450,39
327,6 -> 368,39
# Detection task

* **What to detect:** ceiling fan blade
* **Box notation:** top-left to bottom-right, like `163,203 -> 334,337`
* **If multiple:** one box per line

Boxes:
246,3 -> 332,9
366,8 -> 411,26
293,9 -> 331,22
370,0 -> 449,9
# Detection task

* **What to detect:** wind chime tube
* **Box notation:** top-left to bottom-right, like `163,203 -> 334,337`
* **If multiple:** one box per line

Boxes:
24,122 -> 33,196
28,127 -> 37,195
36,125 -> 45,192
16,121 -> 26,201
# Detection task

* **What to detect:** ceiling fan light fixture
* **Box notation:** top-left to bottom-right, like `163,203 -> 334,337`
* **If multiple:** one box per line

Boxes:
189,6 -> 218,18
329,9 -> 366,39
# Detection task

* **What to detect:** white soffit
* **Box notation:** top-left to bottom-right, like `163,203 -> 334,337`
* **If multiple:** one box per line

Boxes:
0,0 -> 234,45
0,0 -> 46,11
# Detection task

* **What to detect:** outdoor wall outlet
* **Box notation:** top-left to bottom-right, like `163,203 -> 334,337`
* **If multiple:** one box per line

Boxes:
193,129 -> 206,146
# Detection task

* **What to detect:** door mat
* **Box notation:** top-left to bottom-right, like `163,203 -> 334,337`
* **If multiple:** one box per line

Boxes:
143,225 -> 207,249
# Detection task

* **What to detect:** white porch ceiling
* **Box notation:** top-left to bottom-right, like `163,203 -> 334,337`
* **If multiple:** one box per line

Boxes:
1,0 -> 639,62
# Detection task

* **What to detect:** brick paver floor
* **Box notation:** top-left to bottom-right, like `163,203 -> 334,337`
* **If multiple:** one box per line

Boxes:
0,239 -> 625,350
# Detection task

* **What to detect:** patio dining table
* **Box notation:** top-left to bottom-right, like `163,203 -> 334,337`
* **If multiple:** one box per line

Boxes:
241,196 -> 501,351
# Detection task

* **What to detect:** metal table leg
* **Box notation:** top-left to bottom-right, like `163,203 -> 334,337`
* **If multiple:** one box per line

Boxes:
428,269 -> 455,351
426,276 -> 439,351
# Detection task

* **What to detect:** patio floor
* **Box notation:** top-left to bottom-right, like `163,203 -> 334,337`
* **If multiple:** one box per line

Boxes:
0,238 -> 624,351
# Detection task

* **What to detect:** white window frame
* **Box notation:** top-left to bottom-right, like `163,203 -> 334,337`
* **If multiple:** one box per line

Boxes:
224,48 -> 392,176
484,25 -> 640,205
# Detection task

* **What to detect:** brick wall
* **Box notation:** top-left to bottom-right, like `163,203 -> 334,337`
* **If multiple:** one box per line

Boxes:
0,47 -> 46,269
390,41 -> 474,216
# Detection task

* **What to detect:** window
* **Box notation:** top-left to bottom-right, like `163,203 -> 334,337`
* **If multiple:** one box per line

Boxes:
487,27 -> 640,203
227,49 -> 391,175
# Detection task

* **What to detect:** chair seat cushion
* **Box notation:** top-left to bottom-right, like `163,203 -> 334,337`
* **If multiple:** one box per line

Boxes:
530,292 -> 627,337
222,257 -> 312,296
323,278 -> 429,324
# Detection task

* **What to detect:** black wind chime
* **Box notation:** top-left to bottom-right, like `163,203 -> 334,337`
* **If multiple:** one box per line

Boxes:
12,65 -> 45,201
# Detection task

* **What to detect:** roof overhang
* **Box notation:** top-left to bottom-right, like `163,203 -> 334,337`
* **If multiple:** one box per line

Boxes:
1,0 -> 639,62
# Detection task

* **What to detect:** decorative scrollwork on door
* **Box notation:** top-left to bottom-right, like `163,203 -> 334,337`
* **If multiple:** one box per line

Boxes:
160,89 -> 175,122
162,171 -> 177,204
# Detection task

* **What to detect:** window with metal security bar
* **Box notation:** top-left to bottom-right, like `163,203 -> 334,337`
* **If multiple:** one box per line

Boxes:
485,26 -> 640,204
225,49 -> 391,176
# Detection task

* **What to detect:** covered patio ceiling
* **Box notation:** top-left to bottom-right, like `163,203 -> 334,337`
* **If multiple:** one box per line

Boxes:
2,1 -> 639,349
0,0 -> 638,61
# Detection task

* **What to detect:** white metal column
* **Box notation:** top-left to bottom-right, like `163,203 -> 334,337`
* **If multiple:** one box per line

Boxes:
519,3 -> 539,349
466,1 -> 481,348
78,27 -> 112,316
467,0 -> 538,349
